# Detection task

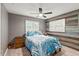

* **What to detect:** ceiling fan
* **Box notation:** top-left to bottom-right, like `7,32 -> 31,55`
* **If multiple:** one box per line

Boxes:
31,8 -> 52,18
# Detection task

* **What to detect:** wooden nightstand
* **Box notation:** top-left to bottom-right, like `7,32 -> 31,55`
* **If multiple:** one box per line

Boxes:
14,36 -> 25,48
8,36 -> 25,49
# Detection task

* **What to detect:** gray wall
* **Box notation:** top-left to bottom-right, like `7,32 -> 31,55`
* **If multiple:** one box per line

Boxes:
8,13 -> 45,42
0,3 -> 1,56
46,9 -> 79,22
1,4 -> 8,56
46,9 -> 79,37
46,9 -> 79,32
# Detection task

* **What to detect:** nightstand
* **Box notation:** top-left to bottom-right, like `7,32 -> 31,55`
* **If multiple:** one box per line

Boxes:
8,36 -> 25,49
14,36 -> 25,48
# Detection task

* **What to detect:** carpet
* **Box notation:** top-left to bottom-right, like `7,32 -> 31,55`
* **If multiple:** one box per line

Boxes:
22,47 -> 31,56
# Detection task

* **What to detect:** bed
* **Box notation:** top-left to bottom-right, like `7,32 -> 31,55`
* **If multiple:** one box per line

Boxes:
25,31 -> 61,56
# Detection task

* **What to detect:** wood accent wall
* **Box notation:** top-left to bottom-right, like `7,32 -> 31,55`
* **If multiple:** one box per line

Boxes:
47,32 -> 79,51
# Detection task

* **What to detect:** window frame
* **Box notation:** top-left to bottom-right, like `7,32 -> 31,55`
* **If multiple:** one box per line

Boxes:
25,20 -> 39,32
49,19 -> 65,32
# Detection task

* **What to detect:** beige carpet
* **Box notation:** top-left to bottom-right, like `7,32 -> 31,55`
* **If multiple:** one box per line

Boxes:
22,47 -> 31,56
5,46 -> 79,56
22,46 -> 79,56
5,48 -> 23,56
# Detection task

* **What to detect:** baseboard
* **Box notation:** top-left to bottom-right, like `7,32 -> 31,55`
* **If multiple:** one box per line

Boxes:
4,48 -> 8,56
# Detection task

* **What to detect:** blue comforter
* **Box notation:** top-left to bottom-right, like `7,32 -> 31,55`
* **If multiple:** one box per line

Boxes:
25,35 -> 61,56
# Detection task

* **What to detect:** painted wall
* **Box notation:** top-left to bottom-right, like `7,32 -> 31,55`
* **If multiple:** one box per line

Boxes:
1,4 -> 8,56
0,3 -> 1,56
8,13 -> 45,42
46,9 -> 79,22
46,9 -> 79,37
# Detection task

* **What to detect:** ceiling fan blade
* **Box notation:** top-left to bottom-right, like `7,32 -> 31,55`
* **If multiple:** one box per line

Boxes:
30,13 -> 40,14
44,12 -> 52,14
39,8 -> 42,13
43,15 -> 46,18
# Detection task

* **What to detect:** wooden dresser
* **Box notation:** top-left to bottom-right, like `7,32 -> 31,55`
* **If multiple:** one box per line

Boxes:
14,36 -> 25,48
8,36 -> 25,49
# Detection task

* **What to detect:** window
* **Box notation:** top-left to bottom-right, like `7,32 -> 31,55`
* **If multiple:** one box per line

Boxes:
25,20 -> 39,32
49,19 -> 65,32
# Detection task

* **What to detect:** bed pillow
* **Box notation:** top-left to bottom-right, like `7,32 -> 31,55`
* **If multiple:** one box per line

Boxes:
35,31 -> 42,34
27,31 -> 42,36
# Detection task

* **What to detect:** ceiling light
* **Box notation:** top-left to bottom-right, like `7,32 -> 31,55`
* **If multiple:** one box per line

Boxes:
39,13 -> 43,17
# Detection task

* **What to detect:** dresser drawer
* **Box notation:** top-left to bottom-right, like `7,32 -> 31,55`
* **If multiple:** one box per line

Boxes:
8,36 -> 25,49
15,43 -> 24,48
15,39 -> 24,44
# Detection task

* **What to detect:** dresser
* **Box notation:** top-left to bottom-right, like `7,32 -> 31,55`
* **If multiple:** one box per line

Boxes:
8,36 -> 25,49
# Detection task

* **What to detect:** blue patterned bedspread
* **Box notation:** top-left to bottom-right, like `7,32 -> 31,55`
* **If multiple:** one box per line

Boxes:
25,35 -> 61,56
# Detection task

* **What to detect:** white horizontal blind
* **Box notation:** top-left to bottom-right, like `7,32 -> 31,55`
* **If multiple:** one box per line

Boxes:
25,20 -> 39,32
49,19 -> 65,32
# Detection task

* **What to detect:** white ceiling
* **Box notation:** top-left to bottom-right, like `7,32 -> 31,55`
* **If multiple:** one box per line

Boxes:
4,3 -> 79,19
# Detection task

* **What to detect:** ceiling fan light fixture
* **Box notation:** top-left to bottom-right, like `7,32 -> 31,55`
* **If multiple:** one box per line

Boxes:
39,13 -> 43,17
